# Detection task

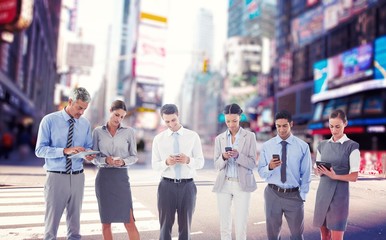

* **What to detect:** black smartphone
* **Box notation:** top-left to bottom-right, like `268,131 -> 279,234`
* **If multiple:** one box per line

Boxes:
316,161 -> 332,169
225,147 -> 232,152
272,154 -> 280,161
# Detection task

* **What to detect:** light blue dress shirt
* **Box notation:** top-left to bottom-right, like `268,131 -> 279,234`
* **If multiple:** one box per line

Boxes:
35,109 -> 93,171
257,134 -> 312,200
225,129 -> 240,178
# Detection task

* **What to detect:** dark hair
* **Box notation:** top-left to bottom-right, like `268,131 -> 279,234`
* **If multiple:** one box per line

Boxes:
110,100 -> 127,112
275,110 -> 292,122
330,109 -> 347,123
70,87 -> 91,103
223,103 -> 243,115
161,104 -> 179,115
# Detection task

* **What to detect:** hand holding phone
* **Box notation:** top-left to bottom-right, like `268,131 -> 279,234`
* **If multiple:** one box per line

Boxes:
272,154 -> 280,161
225,147 -> 232,152
269,154 -> 281,170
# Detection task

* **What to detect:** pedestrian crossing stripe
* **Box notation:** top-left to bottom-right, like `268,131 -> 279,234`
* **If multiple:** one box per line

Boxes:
0,187 -> 159,239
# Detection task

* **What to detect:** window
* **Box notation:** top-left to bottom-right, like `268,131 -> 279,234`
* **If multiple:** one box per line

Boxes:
322,100 -> 335,120
363,95 -> 383,115
348,96 -> 363,117
313,102 -> 324,121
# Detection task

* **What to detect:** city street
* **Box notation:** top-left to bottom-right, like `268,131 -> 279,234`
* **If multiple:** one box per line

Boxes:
1,148 -> 386,240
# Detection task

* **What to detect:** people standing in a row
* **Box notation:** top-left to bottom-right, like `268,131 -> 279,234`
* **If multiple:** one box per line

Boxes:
151,104 -> 205,240
212,103 -> 257,240
258,110 -> 312,240
92,100 -> 140,240
313,109 -> 360,240
35,87 -> 95,240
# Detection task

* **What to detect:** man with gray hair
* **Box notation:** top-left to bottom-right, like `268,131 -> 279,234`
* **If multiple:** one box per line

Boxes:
35,87 -> 95,240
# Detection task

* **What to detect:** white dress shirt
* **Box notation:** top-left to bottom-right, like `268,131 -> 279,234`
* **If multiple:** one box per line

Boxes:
152,126 -> 204,179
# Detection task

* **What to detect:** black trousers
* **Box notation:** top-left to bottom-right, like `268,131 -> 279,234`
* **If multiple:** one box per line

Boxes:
157,178 -> 197,240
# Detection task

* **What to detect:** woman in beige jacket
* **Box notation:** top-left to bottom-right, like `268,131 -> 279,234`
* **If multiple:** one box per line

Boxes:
212,103 -> 258,240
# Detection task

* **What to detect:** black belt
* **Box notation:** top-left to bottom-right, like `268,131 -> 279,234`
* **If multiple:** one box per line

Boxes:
47,169 -> 84,175
162,177 -> 193,183
268,184 -> 299,193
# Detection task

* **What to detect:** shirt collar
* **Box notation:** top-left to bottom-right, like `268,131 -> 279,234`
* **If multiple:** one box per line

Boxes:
226,127 -> 241,137
328,134 -> 349,144
61,108 -> 76,123
167,126 -> 184,136
275,133 -> 294,145
102,123 -> 126,130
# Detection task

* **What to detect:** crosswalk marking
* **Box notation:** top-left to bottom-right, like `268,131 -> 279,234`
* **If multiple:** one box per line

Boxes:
0,186 -> 160,239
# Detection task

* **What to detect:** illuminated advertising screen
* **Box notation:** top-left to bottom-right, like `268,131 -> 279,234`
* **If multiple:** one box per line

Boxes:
278,51 -> 292,89
135,82 -> 164,109
323,0 -> 370,32
348,96 -> 363,116
313,59 -> 328,94
327,43 -> 373,89
360,151 -> 385,175
322,100 -> 335,120
246,0 -> 261,20
291,5 -> 324,47
312,102 -> 324,121
374,35 -> 386,80
313,43 -> 373,95
363,95 -> 383,114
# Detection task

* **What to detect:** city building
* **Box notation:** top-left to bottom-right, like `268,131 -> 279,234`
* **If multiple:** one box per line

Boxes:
0,0 -> 61,143
226,0 -> 276,132
273,0 -> 386,176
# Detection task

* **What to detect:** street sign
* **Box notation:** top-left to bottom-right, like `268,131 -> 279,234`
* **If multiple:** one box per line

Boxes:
66,43 -> 95,68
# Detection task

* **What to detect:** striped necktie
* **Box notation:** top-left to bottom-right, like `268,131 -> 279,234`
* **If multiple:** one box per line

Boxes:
65,118 -> 75,173
173,132 -> 181,179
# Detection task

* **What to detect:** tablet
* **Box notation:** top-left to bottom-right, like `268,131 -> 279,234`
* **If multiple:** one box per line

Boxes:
316,161 -> 332,169
68,150 -> 100,159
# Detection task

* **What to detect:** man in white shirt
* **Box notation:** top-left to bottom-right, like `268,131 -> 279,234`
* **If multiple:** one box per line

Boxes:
152,104 -> 204,240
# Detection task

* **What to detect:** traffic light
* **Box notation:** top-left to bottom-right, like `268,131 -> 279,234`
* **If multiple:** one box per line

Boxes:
202,58 -> 209,73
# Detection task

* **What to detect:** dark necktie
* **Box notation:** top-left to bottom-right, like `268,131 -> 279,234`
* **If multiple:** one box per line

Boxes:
281,141 -> 288,183
173,132 -> 181,179
65,118 -> 75,173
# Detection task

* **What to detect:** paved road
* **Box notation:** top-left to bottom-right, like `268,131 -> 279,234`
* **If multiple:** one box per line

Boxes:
1,149 -> 386,239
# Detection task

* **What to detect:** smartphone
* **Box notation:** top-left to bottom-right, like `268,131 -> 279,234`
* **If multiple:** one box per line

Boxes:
272,154 -> 280,161
316,161 -> 332,169
171,154 -> 180,157
225,147 -> 232,152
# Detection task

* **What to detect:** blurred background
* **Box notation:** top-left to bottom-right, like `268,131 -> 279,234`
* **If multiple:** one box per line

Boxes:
0,0 -> 385,177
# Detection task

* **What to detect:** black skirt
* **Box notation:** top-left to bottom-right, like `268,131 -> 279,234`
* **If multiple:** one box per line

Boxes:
95,167 -> 134,223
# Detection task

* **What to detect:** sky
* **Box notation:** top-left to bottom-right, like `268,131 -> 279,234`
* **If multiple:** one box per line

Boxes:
75,0 -> 227,103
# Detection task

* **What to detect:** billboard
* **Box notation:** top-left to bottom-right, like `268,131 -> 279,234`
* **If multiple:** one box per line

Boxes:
291,5 -> 324,47
135,22 -> 167,80
374,35 -> 386,80
246,0 -> 261,20
66,43 -> 95,68
278,51 -> 292,89
313,59 -> 328,94
313,43 -> 373,93
327,43 -> 373,89
360,151 -> 385,175
323,0 -> 370,31
135,82 -> 163,109
0,0 -> 18,25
